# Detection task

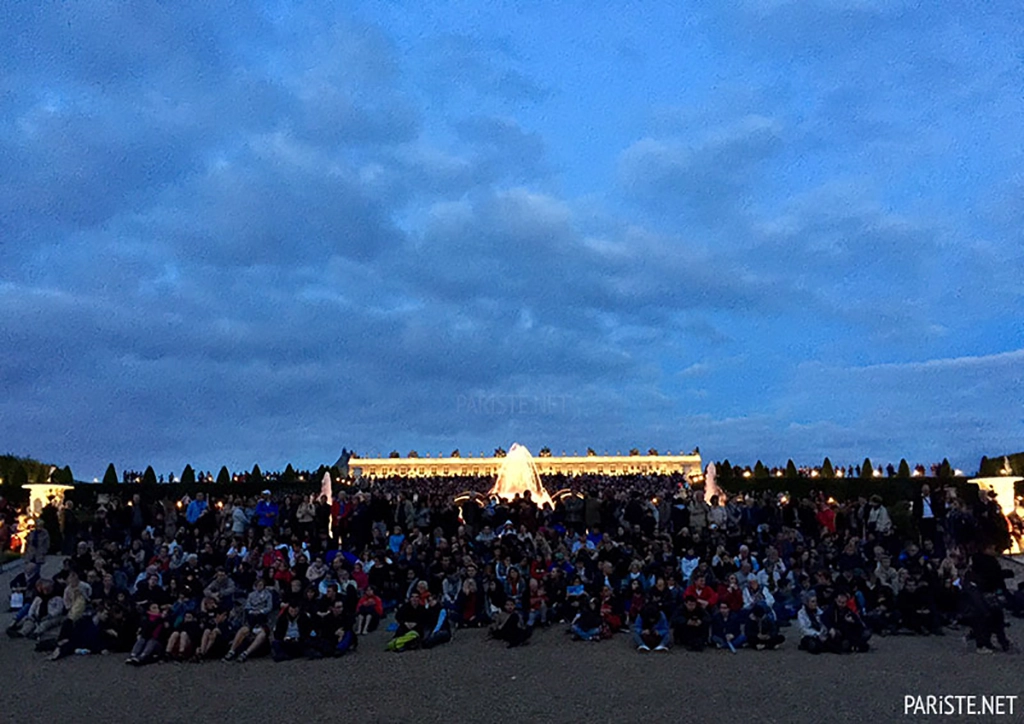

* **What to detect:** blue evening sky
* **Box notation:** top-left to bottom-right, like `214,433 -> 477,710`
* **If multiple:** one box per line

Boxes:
1,1 -> 1022,478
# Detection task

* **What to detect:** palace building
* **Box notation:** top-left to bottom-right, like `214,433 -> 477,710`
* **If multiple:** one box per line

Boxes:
349,450 -> 704,480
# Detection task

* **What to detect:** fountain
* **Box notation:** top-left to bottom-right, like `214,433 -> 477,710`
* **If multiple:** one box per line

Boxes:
489,443 -> 553,508
970,457 -> 1023,554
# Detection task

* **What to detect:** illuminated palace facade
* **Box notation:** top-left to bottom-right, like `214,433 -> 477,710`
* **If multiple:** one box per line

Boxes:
350,451 -> 704,481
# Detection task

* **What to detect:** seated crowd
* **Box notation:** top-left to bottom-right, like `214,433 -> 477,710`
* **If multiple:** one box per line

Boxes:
5,475 -> 1019,664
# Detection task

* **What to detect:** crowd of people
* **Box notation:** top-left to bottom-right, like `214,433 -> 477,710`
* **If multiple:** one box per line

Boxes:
5,473 -> 1022,666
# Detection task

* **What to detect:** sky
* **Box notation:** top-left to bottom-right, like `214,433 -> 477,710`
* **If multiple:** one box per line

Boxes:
1,1 -> 1022,480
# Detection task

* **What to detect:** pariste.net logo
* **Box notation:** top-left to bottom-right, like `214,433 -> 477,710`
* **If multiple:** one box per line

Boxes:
904,695 -> 1018,716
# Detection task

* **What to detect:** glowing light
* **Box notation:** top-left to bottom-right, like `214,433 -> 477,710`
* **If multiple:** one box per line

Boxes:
810,470 -> 819,478
873,469 -> 882,478
827,497 -> 836,505
489,443 -> 553,508
836,470 -> 845,478
742,470 -> 752,478
176,501 -> 183,509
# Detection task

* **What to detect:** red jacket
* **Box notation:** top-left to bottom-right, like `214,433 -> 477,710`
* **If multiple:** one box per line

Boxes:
684,583 -> 719,608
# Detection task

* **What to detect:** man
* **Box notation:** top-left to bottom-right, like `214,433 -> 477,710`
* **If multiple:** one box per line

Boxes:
710,601 -> 745,652
683,574 -> 718,610
22,520 -> 50,566
387,591 -> 427,652
271,600 -> 314,662
202,567 -> 237,606
490,598 -> 531,649
254,491 -> 279,530
673,595 -> 710,651
13,579 -> 65,639
912,484 -> 944,545
822,590 -> 871,653
185,492 -> 208,526
744,605 -> 785,650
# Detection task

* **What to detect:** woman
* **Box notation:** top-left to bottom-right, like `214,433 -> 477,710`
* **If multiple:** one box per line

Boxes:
126,602 -> 165,665
717,574 -> 744,612
455,578 -> 485,628
797,595 -> 828,654
165,610 -> 200,660
355,586 -> 384,635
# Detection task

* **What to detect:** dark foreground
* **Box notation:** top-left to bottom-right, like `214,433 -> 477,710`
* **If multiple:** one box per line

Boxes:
3,618 -> 1022,724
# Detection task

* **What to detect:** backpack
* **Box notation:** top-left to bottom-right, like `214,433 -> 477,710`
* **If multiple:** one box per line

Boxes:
386,630 -> 420,652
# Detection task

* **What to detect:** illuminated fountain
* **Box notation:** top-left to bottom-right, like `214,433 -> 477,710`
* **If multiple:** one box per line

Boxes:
971,457 -> 1023,554
489,443 -> 553,508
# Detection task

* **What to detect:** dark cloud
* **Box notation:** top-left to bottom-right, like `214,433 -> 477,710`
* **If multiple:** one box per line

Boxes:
1,3 -> 1021,475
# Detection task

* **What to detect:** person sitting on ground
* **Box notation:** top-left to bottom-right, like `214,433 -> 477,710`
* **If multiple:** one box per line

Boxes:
673,595 -> 710,651
387,591 -> 427,652
196,598 -> 232,661
126,602 -> 165,666
821,590 -> 871,653
14,579 -> 65,640
355,586 -> 384,635
455,578 -> 485,628
710,601 -> 745,652
421,593 -> 453,649
684,574 -> 719,611
798,594 -> 829,654
897,576 -> 944,636
203,567 -> 237,607
316,597 -> 357,657
571,597 -> 604,642
744,604 -> 785,650
271,600 -> 314,662
633,601 -> 671,652
490,597 -> 531,648
165,610 -> 200,661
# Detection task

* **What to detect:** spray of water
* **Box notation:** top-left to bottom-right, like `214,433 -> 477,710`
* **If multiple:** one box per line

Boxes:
489,443 -> 554,508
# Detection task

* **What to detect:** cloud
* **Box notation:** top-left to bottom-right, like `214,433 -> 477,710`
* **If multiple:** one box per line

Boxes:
1,3 -> 1021,479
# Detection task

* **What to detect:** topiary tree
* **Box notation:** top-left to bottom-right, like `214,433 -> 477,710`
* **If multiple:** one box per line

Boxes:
216,466 -> 231,485
897,459 -> 910,478
102,463 -> 118,486
281,463 -> 297,484
785,459 -> 798,478
861,458 -> 874,479
753,460 -> 768,479
181,465 -> 196,486
250,464 -> 263,486
12,463 -> 28,489
937,458 -> 952,478
821,458 -> 835,479
142,466 -> 157,486
718,460 -> 733,480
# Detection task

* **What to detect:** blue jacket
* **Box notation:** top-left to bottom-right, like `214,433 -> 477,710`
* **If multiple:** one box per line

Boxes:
185,500 -> 208,525
254,500 -> 278,527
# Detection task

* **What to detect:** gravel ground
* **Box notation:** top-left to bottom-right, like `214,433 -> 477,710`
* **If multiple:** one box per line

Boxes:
3,563 -> 1022,724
